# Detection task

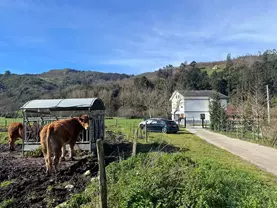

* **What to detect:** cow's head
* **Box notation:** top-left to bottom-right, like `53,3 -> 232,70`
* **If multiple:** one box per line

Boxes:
78,114 -> 89,130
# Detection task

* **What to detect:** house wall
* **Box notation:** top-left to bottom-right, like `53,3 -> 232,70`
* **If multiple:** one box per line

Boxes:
171,92 -> 228,124
171,92 -> 184,115
220,99 -> 227,109
184,99 -> 210,122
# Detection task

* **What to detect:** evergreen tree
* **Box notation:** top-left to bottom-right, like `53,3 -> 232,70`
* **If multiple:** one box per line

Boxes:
209,92 -> 228,130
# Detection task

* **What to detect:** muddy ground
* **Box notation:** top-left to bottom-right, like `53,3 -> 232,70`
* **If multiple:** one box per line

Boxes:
0,141 -> 133,208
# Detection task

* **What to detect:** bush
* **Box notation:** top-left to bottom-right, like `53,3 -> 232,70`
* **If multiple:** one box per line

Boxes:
63,152 -> 277,208
105,153 -> 277,208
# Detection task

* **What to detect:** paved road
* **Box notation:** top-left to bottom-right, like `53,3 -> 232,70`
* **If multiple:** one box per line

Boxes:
187,126 -> 277,177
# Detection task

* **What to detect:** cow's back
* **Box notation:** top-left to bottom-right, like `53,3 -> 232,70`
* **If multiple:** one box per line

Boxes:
51,118 -> 83,143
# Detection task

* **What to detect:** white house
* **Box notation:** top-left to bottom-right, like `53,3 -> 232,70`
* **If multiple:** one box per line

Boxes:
169,90 -> 228,124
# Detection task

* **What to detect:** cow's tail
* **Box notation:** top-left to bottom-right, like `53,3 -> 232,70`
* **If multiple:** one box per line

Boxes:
46,125 -> 53,173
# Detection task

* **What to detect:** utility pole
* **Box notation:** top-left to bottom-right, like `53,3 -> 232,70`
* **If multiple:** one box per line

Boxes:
266,85 -> 270,123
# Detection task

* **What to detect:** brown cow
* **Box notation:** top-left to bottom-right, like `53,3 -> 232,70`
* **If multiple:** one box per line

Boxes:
8,122 -> 24,151
40,115 -> 89,174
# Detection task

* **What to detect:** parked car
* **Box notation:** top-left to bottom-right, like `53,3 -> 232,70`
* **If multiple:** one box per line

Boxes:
138,118 -> 179,134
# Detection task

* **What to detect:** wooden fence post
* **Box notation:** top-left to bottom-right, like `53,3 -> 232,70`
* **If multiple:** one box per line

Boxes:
132,129 -> 137,156
96,139 -> 107,208
145,122 -> 148,143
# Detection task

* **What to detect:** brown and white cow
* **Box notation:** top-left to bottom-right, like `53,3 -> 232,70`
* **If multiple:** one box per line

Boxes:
40,115 -> 89,174
8,122 -> 24,151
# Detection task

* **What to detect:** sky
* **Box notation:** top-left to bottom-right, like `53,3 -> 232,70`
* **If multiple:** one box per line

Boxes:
0,0 -> 277,75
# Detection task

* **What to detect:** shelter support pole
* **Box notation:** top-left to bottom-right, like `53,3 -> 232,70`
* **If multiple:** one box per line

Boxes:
89,118 -> 94,153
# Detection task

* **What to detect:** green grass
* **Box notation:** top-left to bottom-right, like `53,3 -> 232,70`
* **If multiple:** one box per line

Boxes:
24,147 -> 43,157
0,132 -> 8,144
105,117 -> 143,140
61,118 -> 277,208
0,117 -> 22,127
212,129 -> 274,148
0,131 -> 22,145
200,67 -> 223,76
0,180 -> 13,188
0,198 -> 14,208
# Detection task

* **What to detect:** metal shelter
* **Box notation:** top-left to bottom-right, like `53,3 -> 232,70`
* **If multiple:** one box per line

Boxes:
20,98 -> 105,153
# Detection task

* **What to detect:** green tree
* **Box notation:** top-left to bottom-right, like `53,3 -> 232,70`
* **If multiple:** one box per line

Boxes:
210,71 -> 228,95
4,70 -> 11,76
209,92 -> 228,131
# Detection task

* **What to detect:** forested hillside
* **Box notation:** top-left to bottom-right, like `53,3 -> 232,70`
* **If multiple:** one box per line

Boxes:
0,49 -> 276,117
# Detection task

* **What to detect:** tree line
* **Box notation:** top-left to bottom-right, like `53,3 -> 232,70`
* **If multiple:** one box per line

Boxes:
1,49 -> 277,119
56,49 -> 277,119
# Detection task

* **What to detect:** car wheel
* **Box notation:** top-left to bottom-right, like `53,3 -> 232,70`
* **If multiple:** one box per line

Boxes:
162,127 -> 168,134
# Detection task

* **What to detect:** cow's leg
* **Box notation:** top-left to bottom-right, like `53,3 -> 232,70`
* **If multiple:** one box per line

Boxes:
46,157 -> 52,175
69,142 -> 75,161
53,148 -> 62,174
8,136 -> 15,151
41,142 -> 50,174
60,145 -> 66,161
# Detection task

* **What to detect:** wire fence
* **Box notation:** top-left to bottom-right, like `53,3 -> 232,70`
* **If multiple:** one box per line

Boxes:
209,117 -> 265,142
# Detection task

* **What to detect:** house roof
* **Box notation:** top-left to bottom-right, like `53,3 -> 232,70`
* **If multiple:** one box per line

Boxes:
177,90 -> 228,99
20,98 -> 105,111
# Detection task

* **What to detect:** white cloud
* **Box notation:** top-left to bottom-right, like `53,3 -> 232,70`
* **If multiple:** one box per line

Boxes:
1,0 -> 277,74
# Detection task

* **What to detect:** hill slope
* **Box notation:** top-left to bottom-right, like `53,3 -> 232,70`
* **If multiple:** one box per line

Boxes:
0,52 -> 270,117
0,69 -> 132,114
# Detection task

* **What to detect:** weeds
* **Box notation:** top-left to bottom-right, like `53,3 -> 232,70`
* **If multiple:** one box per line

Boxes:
0,198 -> 15,208
0,180 -> 13,188
24,147 -> 43,157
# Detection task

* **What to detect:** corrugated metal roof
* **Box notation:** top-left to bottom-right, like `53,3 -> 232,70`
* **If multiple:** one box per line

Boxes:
20,98 -> 105,110
178,90 -> 228,99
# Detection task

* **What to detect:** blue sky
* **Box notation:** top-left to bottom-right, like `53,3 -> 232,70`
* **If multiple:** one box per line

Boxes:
0,0 -> 276,75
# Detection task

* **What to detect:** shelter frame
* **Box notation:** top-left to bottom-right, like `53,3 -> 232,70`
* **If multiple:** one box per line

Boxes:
20,98 -> 105,154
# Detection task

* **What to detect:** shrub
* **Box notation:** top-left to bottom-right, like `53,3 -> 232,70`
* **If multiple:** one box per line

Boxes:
105,153 -> 277,208
63,152 -> 277,208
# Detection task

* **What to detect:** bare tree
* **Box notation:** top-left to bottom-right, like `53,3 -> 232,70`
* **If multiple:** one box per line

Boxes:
143,89 -> 159,118
261,108 -> 277,145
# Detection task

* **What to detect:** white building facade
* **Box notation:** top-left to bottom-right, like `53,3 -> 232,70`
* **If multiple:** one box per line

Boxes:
169,90 -> 228,125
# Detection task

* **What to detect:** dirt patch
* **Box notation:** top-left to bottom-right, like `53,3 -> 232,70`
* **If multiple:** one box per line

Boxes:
0,142 -> 129,208
0,140 -> 181,207
0,151 -> 99,208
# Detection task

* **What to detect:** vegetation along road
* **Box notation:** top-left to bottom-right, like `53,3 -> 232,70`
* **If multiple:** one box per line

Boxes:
56,118 -> 277,207
188,126 -> 277,177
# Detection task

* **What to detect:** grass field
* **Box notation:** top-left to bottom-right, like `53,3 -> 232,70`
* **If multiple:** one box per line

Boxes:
2,116 -> 277,206
62,118 -> 277,208
0,117 -> 22,128
200,67 -> 223,76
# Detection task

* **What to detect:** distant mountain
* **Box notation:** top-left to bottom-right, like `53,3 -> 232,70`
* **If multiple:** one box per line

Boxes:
0,53 -> 266,117
0,68 -> 133,114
